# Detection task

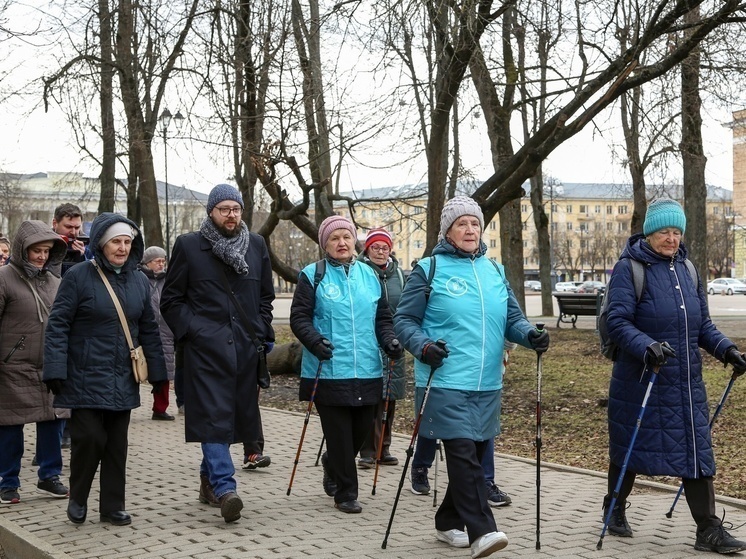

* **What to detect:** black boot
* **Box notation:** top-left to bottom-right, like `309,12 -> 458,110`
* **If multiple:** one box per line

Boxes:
602,495 -> 633,537
695,524 -> 746,554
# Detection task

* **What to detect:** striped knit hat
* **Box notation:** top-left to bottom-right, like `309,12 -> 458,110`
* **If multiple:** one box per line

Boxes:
364,228 -> 393,252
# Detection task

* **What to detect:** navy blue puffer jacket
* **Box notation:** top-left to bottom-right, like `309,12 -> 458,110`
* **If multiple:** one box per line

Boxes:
606,233 -> 734,478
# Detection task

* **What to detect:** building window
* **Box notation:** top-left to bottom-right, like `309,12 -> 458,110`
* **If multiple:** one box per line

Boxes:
618,205 -> 628,214
524,257 -> 528,265
490,239 -> 497,248
523,240 -> 528,248
551,204 -> 558,213
607,205 -> 613,214
607,222 -> 613,231
551,222 -> 557,231
414,206 -> 424,215
566,205 -> 573,213
714,207 -> 720,215
580,239 -> 587,249
618,222 -> 628,232
523,222 -> 528,230
595,222 -> 602,231
521,204 -> 527,213
414,240 -> 423,249
566,222 -> 573,231
579,205 -> 587,214
579,224 -> 588,232
398,241 -> 402,249
595,205 -> 601,213
490,222 -> 496,230
568,240 -> 574,248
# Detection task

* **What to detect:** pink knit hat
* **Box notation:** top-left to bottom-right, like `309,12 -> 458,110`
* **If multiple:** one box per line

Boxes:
318,215 -> 357,249
364,228 -> 393,252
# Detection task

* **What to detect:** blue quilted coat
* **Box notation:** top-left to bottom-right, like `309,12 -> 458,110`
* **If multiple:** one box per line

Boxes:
606,234 -> 734,478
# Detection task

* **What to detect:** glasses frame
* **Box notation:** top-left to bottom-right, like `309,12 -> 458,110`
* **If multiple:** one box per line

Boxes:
368,244 -> 391,253
215,206 -> 243,217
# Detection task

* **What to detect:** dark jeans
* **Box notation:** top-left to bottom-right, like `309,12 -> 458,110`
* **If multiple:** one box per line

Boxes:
0,420 -> 64,488
607,461 -> 719,530
69,409 -> 130,514
436,438 -> 497,543
315,403 -> 376,503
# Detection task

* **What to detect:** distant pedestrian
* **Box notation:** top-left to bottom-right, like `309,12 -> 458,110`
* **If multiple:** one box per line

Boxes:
0,236 -> 10,265
357,227 -> 406,470
0,221 -> 68,505
44,213 -> 168,526
139,246 -> 175,421
290,215 -> 402,514
603,199 -> 746,553
161,184 -> 275,523
395,196 -> 548,558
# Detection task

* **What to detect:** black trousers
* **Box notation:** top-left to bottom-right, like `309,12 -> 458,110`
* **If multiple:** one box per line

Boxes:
437,439 -> 497,543
359,399 -> 397,459
607,462 -> 719,530
69,409 -> 131,514
315,403 -> 376,503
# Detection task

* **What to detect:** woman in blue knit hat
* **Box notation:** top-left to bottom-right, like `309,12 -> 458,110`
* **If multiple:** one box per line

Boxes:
602,198 -> 746,553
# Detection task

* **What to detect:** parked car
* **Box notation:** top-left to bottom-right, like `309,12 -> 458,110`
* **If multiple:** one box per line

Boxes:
706,278 -> 746,295
578,280 -> 606,294
555,281 -> 581,292
524,280 -> 542,291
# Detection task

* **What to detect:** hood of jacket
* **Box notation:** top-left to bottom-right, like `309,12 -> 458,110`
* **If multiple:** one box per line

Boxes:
620,232 -> 689,266
361,253 -> 401,278
9,220 -> 67,278
89,213 -> 144,272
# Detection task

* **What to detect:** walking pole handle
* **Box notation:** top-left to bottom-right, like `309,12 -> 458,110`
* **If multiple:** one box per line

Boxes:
434,339 -> 448,355
536,322 -> 545,331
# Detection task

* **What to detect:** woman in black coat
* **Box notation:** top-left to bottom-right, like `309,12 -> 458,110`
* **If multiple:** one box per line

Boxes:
44,213 -> 167,526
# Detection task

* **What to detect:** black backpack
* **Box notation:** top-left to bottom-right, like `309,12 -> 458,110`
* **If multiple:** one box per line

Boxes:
598,258 -> 697,360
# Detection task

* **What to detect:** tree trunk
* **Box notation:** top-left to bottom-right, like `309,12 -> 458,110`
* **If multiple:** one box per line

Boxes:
681,6 -> 707,276
98,0 -> 116,214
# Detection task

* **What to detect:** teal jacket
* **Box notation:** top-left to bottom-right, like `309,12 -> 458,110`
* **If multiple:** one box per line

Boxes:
394,240 -> 534,439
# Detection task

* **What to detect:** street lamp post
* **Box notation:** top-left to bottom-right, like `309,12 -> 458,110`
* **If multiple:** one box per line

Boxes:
158,108 -> 184,259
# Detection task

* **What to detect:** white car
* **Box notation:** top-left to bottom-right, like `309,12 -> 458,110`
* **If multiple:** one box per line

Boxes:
707,278 -> 746,295
555,281 -> 580,292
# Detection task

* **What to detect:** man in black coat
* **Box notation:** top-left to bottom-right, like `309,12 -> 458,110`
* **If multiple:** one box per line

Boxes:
161,184 -> 274,524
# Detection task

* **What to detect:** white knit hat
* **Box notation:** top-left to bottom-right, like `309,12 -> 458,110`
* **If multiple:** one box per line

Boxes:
439,196 -> 485,241
98,222 -> 136,248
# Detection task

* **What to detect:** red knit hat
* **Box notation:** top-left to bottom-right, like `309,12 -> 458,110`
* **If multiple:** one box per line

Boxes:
364,228 -> 393,252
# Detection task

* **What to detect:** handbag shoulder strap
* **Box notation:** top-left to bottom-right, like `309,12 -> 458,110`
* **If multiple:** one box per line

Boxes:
91,261 -> 136,352
217,265 -> 263,352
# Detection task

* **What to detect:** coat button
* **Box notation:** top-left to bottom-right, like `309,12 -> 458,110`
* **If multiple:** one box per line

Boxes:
228,339 -> 233,344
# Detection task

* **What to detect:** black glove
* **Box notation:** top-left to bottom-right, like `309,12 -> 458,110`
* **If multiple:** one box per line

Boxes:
724,347 -> 746,377
421,341 -> 448,369
384,339 -> 404,359
528,329 -> 550,353
150,380 -> 168,394
644,341 -> 676,367
44,379 -> 64,396
312,338 -> 334,361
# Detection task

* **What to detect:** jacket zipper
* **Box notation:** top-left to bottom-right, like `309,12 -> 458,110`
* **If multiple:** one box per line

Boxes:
471,258 -> 487,390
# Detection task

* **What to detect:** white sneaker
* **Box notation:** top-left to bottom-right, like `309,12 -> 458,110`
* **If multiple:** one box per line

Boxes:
436,529 -> 469,548
470,531 -> 508,558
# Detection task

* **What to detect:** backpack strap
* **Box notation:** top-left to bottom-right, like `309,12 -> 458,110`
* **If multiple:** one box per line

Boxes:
313,260 -> 326,292
396,265 -> 405,287
684,258 -> 698,289
424,255 -> 437,302
629,259 -> 646,302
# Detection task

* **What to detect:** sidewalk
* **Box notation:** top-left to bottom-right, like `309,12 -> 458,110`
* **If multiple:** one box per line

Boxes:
1,390 -> 745,559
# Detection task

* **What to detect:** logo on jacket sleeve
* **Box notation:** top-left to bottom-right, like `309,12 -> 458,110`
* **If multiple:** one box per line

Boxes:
446,277 -> 468,296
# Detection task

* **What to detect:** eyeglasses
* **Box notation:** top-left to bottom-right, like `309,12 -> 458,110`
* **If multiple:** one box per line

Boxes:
215,206 -> 243,217
369,244 -> 390,253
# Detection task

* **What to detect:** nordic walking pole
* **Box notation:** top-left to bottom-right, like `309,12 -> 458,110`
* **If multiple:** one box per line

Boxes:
314,436 -> 325,467
597,364 -> 661,550
534,322 -> 546,551
432,440 -> 443,507
665,371 -> 738,518
373,346 -> 398,495
287,342 -> 330,496
382,340 -> 448,549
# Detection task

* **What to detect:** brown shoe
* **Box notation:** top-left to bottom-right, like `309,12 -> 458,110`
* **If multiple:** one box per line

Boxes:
219,491 -> 243,523
199,475 -> 219,508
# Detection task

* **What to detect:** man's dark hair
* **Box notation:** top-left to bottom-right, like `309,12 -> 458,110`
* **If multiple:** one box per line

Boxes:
54,203 -> 83,223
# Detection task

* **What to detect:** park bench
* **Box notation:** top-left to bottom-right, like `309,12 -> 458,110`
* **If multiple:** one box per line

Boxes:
553,292 -> 604,328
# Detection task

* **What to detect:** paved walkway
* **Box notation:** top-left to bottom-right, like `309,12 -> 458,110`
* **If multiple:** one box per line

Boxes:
1,389 -> 746,559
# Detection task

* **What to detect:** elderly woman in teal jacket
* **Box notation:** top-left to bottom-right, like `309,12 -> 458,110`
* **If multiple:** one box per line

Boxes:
290,215 -> 402,515
395,196 -> 549,559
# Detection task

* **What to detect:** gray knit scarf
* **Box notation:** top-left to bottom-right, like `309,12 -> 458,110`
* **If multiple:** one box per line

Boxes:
200,217 -> 250,275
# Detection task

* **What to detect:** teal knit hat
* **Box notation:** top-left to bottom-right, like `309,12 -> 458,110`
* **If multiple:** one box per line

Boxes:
643,199 -> 686,236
